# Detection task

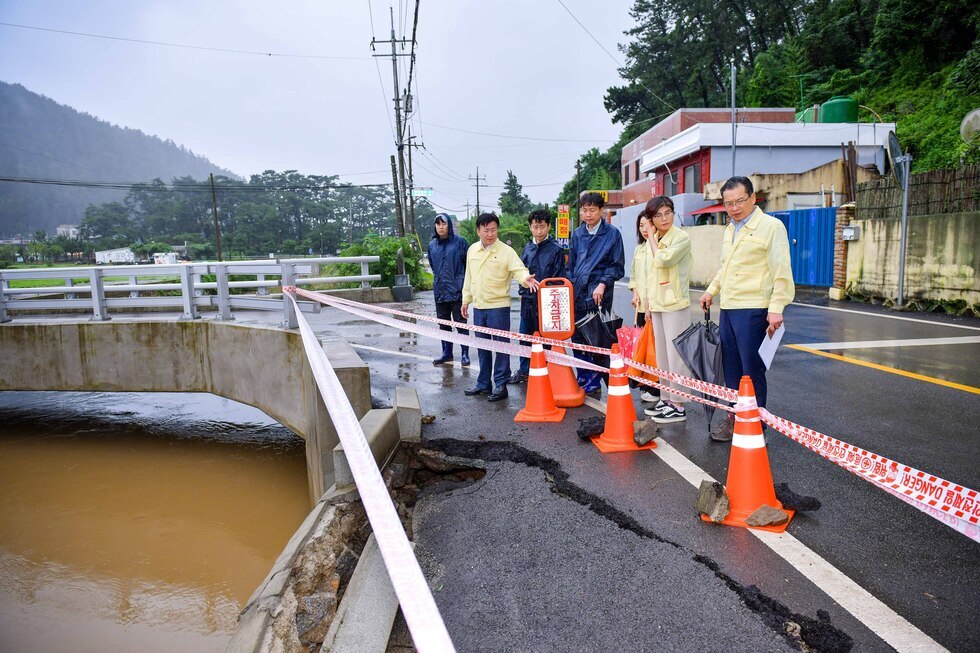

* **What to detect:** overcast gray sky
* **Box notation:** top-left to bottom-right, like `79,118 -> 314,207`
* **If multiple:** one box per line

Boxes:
0,0 -> 637,216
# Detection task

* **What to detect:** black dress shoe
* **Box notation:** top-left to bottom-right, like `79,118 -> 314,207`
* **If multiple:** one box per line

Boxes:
487,387 -> 509,402
507,372 -> 527,385
464,386 -> 488,396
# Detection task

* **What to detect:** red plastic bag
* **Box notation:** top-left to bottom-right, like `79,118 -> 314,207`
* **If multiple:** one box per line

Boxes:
616,325 -> 643,361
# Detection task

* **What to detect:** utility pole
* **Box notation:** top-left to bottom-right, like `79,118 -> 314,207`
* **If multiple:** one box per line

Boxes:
209,173 -> 222,261
731,58 -> 737,177
466,200 -> 470,220
470,166 -> 486,215
390,155 -> 404,236
371,8 -> 412,236
575,160 -> 582,229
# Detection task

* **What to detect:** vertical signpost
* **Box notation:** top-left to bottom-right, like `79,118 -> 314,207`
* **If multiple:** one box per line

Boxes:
556,204 -> 571,249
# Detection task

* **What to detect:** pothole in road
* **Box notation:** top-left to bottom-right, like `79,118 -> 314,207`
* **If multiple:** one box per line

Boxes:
421,437 -> 854,653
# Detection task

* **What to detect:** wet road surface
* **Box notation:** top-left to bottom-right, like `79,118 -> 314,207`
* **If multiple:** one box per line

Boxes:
299,287 -> 978,653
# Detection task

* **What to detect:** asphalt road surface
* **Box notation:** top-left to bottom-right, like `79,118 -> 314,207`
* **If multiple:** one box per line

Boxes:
293,286 -> 980,653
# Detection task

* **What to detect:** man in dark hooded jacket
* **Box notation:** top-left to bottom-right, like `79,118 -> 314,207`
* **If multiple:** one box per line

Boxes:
567,192 -> 625,393
426,213 -> 470,365
509,208 -> 567,383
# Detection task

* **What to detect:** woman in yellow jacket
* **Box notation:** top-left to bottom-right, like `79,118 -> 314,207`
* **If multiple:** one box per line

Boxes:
642,196 -> 694,424
629,211 -> 660,404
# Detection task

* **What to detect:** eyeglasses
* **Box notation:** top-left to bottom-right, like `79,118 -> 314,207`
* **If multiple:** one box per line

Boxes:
653,210 -> 674,219
723,196 -> 750,209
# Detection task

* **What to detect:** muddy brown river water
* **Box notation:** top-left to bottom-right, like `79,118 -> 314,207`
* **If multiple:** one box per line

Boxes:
0,392 -> 310,653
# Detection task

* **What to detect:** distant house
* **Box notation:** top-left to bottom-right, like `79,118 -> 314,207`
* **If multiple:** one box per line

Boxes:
620,106 -> 895,223
56,224 -> 80,239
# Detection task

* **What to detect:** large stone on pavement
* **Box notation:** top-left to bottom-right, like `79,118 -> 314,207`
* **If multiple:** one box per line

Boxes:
746,504 -> 790,527
695,480 -> 730,522
633,420 -> 659,446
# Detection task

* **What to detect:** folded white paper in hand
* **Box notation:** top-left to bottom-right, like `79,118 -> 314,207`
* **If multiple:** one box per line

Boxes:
758,324 -> 785,370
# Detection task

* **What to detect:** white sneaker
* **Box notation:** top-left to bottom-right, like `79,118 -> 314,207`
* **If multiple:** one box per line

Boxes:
643,400 -> 669,417
652,404 -> 686,424
639,391 -> 659,403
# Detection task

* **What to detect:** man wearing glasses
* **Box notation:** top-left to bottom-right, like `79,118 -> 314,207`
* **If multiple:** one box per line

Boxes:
699,176 -> 794,441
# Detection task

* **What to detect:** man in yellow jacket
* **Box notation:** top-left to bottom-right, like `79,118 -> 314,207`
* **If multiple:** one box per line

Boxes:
699,176 -> 794,441
462,212 -> 540,402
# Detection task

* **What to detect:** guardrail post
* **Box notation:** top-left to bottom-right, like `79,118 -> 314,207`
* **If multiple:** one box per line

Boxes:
215,263 -> 235,321
0,278 -> 10,323
257,273 -> 269,296
129,274 -> 139,299
89,268 -> 110,321
65,277 -> 76,300
280,262 -> 298,329
178,265 -> 200,320
360,261 -> 372,289
193,272 -> 204,297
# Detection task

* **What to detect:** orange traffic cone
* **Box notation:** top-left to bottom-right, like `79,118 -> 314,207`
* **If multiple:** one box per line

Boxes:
515,337 -> 566,423
547,344 -> 585,408
592,344 -> 656,453
702,376 -> 794,532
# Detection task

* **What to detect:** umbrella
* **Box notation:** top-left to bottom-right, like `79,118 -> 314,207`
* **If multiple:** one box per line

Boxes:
672,310 -> 725,432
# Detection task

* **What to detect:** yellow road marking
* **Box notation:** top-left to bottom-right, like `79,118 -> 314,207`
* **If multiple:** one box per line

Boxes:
787,344 -> 980,395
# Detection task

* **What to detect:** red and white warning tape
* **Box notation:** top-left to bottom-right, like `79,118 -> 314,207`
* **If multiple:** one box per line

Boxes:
286,294 -> 456,652
289,288 -> 980,544
291,287 -> 736,400
760,409 -> 980,543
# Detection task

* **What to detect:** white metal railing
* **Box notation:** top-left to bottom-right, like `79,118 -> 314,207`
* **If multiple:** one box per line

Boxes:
0,257 -> 381,328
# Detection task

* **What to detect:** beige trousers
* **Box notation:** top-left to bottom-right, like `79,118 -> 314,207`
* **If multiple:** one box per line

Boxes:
650,309 -> 693,404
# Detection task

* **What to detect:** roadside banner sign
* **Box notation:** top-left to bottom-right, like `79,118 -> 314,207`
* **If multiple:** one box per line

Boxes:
557,204 -> 570,239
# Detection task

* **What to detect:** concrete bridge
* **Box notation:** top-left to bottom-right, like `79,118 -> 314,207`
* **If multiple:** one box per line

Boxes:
1,316 -> 370,504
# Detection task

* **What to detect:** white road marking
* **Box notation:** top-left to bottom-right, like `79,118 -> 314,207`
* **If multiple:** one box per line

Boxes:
583,398 -> 946,653
788,303 -> 980,332
803,336 -> 980,350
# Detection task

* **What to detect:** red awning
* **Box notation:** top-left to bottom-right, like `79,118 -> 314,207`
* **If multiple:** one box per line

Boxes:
690,203 -> 726,215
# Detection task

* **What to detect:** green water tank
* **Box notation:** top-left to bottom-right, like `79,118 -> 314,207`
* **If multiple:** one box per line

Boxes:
819,96 -> 858,123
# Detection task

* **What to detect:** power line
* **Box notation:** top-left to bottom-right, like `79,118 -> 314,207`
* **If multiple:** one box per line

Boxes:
552,0 -> 676,114
0,21 -> 370,60
423,121 -> 611,143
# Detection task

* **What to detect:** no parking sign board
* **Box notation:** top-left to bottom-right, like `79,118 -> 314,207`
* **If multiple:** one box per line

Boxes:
537,277 -> 575,340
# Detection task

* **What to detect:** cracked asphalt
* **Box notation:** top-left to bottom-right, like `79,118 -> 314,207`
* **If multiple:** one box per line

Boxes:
256,287 -> 979,653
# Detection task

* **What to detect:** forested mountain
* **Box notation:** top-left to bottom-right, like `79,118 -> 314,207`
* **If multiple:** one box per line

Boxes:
0,81 -> 238,237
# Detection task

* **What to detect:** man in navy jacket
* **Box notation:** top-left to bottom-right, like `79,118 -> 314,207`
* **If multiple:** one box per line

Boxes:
567,192 -> 625,392
509,209 -> 567,383
426,213 -> 470,365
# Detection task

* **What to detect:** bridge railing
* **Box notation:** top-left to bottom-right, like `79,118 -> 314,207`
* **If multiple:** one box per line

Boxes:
0,256 -> 381,328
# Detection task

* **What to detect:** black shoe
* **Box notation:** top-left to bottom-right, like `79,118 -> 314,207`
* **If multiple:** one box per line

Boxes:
432,355 -> 454,366
464,386 -> 488,396
460,352 -> 471,366
487,387 -> 509,402
508,372 -> 528,385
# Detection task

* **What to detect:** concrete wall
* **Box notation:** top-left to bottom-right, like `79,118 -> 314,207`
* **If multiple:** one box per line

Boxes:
688,225 -> 726,287
0,320 -> 371,505
845,212 -> 980,305
711,146 -> 843,179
